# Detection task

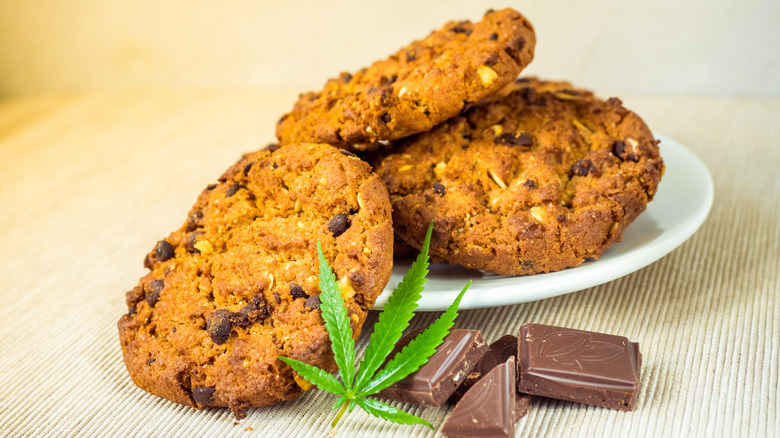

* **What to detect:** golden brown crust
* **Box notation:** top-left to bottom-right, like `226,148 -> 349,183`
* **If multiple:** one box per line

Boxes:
118,143 -> 393,417
373,78 -> 664,275
276,8 -> 535,150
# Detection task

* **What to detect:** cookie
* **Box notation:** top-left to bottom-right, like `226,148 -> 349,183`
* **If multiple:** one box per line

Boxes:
373,78 -> 664,275
118,143 -> 393,417
276,8 -> 535,150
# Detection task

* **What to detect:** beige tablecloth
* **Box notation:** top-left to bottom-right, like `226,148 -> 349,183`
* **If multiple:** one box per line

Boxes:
0,90 -> 777,437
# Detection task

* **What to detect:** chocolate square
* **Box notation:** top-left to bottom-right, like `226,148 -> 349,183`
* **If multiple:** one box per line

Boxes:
516,323 -> 641,411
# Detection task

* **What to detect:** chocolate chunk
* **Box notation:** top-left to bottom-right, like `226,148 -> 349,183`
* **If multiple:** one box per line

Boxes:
263,143 -> 280,152
226,184 -> 246,197
206,309 -> 233,345
186,210 -> 203,231
627,153 -> 640,162
328,213 -> 350,237
505,36 -> 526,59
205,183 -> 218,191
186,231 -> 204,253
489,32 -> 498,41
571,159 -> 593,176
145,279 -> 165,307
273,292 -> 281,304
192,386 -> 216,406
304,294 -> 321,310
348,271 -> 363,287
523,180 -> 536,189
378,329 -> 488,407
441,357 -> 520,438
517,323 -> 641,411
243,161 -> 254,176
289,282 -> 308,300
231,297 -> 270,327
127,305 -> 136,315
495,132 -> 533,147
483,53 -> 498,66
340,72 -> 352,83
449,335 -> 517,404
612,140 -> 626,160
433,183 -> 446,196
155,240 -> 174,262
450,23 -> 472,36
381,112 -> 392,124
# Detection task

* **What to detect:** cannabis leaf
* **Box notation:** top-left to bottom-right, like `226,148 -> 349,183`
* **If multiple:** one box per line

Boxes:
279,222 -> 471,429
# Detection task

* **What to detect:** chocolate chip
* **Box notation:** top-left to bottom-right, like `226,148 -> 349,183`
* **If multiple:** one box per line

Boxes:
627,153 -> 639,162
155,240 -> 174,262
520,260 -> 534,269
243,161 -> 254,176
186,210 -> 203,231
612,140 -> 626,159
273,292 -> 281,304
557,214 -> 567,222
328,213 -> 350,237
571,159 -> 593,176
433,183 -> 446,195
495,132 -> 533,147
206,309 -> 232,345
146,358 -> 156,365
192,387 -> 216,406
450,24 -> 472,36
405,51 -> 417,62
381,113 -> 392,124
263,143 -> 281,152
348,271 -> 364,287
483,53 -> 499,66
205,183 -> 218,191
489,32 -> 498,41
339,150 -> 357,158
271,162 -> 279,169
505,36 -> 526,59
523,180 -> 536,189
289,282 -> 308,300
305,294 -> 321,311
186,231 -> 204,253
341,72 -> 353,83
607,97 -> 623,106
128,305 -> 136,315
226,184 -> 246,197
232,297 -> 270,327
145,279 -> 165,307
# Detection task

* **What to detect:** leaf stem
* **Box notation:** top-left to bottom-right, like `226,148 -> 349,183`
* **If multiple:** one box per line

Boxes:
331,399 -> 350,428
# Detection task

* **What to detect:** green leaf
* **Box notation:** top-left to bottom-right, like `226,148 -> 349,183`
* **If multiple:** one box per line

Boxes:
354,397 -> 433,429
357,280 -> 471,397
316,241 -> 356,392
353,222 -> 434,391
278,356 -> 345,396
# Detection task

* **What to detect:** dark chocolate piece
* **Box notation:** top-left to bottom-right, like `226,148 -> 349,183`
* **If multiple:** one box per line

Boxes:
517,323 -> 641,411
441,357 -> 518,438
378,329 -> 488,407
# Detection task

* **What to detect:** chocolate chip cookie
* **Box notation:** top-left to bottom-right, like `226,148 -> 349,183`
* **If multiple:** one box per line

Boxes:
276,8 -> 535,150
373,78 -> 664,275
118,143 -> 393,417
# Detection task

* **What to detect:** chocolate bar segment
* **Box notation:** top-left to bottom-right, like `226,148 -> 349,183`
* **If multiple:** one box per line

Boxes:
517,323 -> 641,411
378,328 -> 488,407
449,334 -> 518,404
441,357 -> 518,438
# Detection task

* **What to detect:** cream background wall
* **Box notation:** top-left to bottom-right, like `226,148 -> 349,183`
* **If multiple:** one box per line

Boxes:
0,0 -> 778,98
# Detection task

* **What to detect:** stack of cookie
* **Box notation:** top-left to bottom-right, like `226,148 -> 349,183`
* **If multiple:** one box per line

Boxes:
118,8 -> 663,418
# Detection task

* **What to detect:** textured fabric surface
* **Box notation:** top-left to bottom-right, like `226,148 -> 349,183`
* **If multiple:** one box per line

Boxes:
0,91 -> 777,437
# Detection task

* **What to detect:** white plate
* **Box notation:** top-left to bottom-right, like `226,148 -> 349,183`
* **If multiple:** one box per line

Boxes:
373,134 -> 714,311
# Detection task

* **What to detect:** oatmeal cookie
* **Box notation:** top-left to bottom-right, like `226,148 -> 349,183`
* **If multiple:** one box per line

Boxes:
276,8 -> 535,150
373,78 -> 664,275
118,143 -> 393,417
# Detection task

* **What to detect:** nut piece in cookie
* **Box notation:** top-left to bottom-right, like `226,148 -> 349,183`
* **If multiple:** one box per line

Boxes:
276,8 -> 536,150
373,77 -> 664,275
118,143 -> 393,417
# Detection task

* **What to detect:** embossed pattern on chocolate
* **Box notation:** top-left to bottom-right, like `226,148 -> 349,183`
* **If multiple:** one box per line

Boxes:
517,323 -> 641,411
